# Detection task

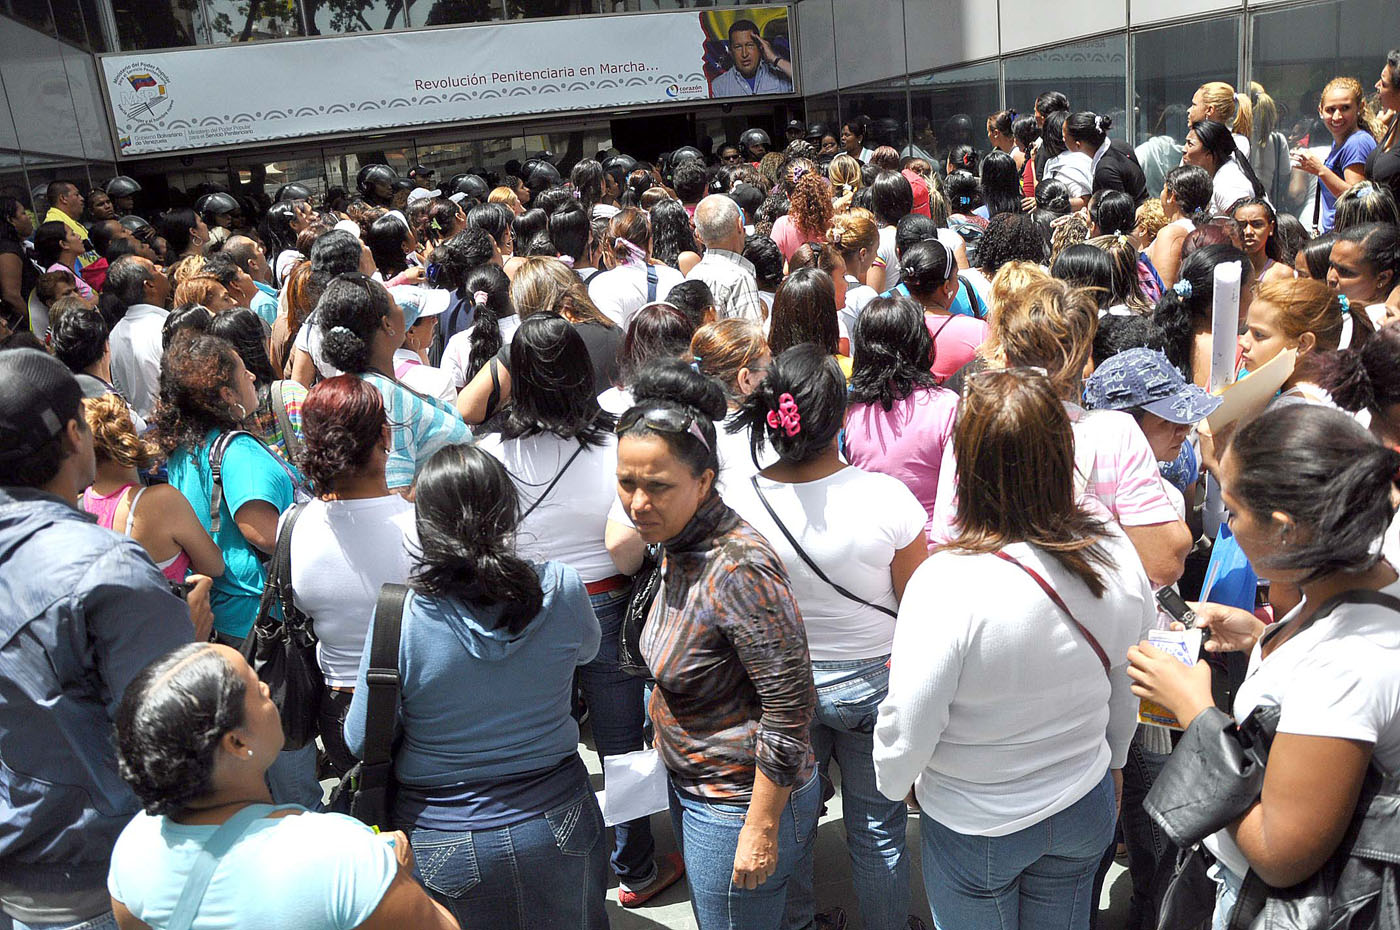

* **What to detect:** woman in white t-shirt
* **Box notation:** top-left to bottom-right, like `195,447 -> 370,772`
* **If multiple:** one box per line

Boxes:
1042,111 -> 1094,207
286,375 -> 416,776
1128,403 -> 1400,930
475,313 -> 683,907
586,208 -> 683,327
875,367 -> 1156,930
692,317 -> 772,490
440,264 -> 518,390
726,344 -> 929,930
1183,119 -> 1266,216
867,171 -> 968,294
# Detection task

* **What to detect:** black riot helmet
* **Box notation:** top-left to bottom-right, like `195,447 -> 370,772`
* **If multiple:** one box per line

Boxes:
105,175 -> 141,199
740,127 -> 771,159
806,122 -> 827,143
604,154 -> 637,175
275,182 -> 313,203
118,214 -> 154,242
196,191 -> 239,227
450,174 -> 489,200
670,146 -> 705,166
356,163 -> 399,204
519,158 -> 562,198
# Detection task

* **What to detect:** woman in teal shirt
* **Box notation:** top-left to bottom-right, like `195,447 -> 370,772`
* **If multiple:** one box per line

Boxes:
152,333 -> 298,643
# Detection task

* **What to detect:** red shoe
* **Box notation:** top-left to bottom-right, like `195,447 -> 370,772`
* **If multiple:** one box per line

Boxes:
617,852 -> 686,908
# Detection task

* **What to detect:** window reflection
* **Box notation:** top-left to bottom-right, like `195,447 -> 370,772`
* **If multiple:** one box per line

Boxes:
910,62 -> 999,162
1132,18 -> 1239,196
111,0 -> 199,50
203,0 -> 303,43
1005,34 -> 1128,142
303,0 -> 408,35
843,79 -> 912,155
409,0 -> 501,24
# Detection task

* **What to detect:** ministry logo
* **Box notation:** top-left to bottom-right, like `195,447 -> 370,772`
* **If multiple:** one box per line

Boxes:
113,63 -> 174,126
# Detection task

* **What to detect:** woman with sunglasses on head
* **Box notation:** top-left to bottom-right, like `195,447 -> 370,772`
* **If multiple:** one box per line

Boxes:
726,344 -> 929,930
1127,402 -> 1400,930
616,358 -> 818,930
345,444 -> 608,930
876,367 -> 1155,930
316,273 -> 470,493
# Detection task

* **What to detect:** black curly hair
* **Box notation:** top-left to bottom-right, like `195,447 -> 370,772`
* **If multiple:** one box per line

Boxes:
115,644 -> 248,818
149,333 -> 245,456
977,212 -> 1048,273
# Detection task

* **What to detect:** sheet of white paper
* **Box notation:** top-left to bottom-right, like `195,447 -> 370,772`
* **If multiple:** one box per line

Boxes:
1209,261 -> 1242,393
602,748 -> 670,827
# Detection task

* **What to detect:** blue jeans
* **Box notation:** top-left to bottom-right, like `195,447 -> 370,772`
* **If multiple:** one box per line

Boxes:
409,781 -> 610,930
265,740 -> 323,810
576,583 -> 656,888
786,656 -> 909,930
670,770 -> 821,930
1121,729 -> 1170,930
922,770 -> 1117,930
1210,862 -> 1245,930
0,912 -> 117,930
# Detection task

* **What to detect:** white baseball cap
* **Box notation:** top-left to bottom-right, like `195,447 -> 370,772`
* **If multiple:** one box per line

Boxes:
388,284 -> 451,328
406,187 -> 442,205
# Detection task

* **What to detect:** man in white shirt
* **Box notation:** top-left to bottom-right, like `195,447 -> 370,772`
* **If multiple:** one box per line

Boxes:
687,195 -> 766,322
106,256 -> 172,421
709,20 -> 793,97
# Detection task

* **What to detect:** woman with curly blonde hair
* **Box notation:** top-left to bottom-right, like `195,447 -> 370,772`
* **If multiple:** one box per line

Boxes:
80,393 -> 224,583
772,168 -> 834,262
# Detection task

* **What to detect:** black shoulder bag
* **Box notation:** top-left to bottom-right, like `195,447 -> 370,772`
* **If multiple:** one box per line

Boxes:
618,544 -> 663,681
328,583 -> 408,831
239,502 -> 323,750
749,475 -> 897,618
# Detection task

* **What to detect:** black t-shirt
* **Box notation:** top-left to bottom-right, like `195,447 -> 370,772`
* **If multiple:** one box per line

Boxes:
1365,139 -> 1400,205
0,233 -> 38,325
493,319 -> 622,394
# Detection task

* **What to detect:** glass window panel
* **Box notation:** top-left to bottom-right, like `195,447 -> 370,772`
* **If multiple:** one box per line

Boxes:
323,146 -> 416,196
499,0 -> 592,16
1132,16 -> 1239,198
841,78 -> 910,155
2,1 -> 56,34
609,0 -> 771,10
302,0 -> 408,35
1251,0 -> 1400,221
111,0 -> 199,50
0,151 -> 32,211
407,0 -> 502,24
234,151 -> 326,203
1005,34 -> 1128,143
805,93 -> 838,141
203,0 -> 303,44
909,60 -> 1000,162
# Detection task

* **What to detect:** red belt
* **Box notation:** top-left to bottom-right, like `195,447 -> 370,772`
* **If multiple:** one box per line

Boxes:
586,574 -> 630,595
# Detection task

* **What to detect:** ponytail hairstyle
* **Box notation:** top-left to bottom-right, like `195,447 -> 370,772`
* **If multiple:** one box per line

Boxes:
691,318 -> 768,400
425,198 -> 465,246
828,155 -> 863,200
466,202 -> 512,251
1319,76 -> 1377,139
511,207 -> 548,257
606,207 -> 652,266
84,393 -> 154,471
768,267 -> 839,356
619,357 -> 727,478
731,343 -> 845,466
949,366 -> 1111,596
411,444 -> 544,635
461,264 -> 513,382
570,158 -> 605,217
987,108 -> 1017,140
946,144 -> 978,175
428,227 -> 496,295
1164,164 -> 1214,218
502,312 -> 612,445
1315,321 -> 1400,417
1012,114 -> 1040,153
1050,243 -> 1115,309
1197,81 -> 1252,140
1249,81 -> 1278,146
1333,181 -> 1400,232
1089,190 -> 1136,236
899,238 -> 958,303
317,272 -> 394,373
1034,178 -> 1072,217
943,170 -> 980,214
114,643 -> 247,817
1189,119 -> 1265,199
1255,277 -> 1373,357
848,295 -> 938,411
869,170 -> 915,227
1086,234 -> 1150,312
1064,111 -> 1113,149
1151,242 -> 1245,380
300,375 -> 387,494
1229,403 -> 1400,582
828,207 -> 879,265
620,169 -> 653,209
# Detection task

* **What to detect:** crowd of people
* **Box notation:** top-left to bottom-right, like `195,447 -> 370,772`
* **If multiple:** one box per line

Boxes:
2,50 -> 1400,930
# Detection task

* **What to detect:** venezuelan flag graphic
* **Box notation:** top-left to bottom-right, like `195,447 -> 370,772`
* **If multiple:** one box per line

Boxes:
126,73 -> 157,91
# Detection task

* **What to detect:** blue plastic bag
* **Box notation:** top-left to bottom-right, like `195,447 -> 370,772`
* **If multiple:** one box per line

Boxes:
1200,521 -> 1259,610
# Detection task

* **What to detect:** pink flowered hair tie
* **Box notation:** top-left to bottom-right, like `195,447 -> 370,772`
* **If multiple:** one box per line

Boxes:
766,393 -> 802,437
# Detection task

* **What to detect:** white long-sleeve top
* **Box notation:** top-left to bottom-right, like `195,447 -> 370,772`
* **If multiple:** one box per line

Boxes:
874,526 -> 1155,836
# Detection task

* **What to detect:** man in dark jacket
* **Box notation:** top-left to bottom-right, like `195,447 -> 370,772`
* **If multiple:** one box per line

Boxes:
0,349 -> 210,929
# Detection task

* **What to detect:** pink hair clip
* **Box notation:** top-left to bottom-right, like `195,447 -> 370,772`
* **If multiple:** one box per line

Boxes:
766,393 -> 802,437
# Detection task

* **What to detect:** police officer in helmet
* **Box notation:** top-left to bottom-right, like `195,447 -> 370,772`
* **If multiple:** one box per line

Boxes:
356,163 -> 399,207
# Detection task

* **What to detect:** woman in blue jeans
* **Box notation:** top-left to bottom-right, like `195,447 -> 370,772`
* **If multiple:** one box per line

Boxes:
617,358 -> 819,930
477,312 -> 685,907
727,343 -> 930,930
344,443 -> 608,930
875,368 -> 1157,930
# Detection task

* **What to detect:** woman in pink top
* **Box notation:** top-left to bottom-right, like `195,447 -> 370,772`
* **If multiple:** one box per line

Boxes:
845,296 -> 959,544
771,168 -> 833,262
899,239 -> 989,383
34,220 -> 94,301
80,395 -> 224,584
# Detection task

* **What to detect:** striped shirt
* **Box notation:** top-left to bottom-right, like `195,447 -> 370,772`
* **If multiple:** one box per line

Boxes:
642,494 -> 816,801
362,372 -> 472,490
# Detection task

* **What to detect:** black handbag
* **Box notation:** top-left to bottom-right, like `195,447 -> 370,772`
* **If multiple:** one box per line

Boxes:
328,583 -> 408,830
617,544 -> 662,681
239,502 -> 322,750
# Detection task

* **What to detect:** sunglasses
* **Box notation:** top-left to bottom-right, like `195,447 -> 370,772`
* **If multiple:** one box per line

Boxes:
615,406 -> 710,452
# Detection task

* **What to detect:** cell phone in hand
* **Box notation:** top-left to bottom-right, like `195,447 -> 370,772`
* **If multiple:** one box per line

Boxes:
169,579 -> 197,601
1155,586 -> 1198,629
